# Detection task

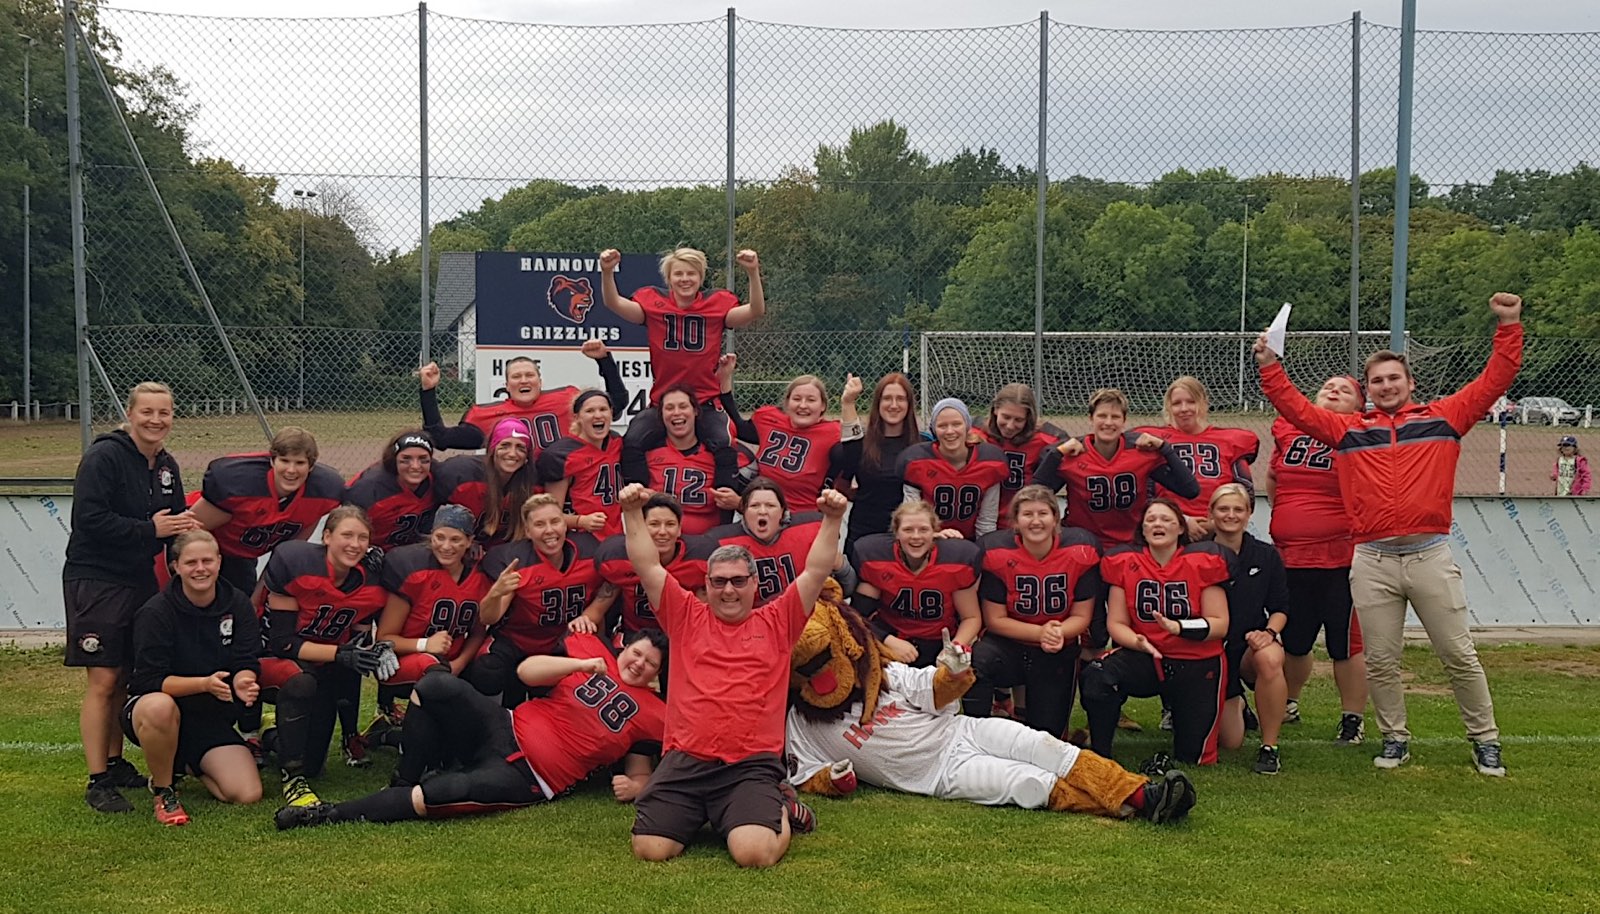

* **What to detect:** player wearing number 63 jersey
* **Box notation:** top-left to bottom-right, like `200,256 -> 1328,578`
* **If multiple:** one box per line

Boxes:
900,399 -> 1008,541
274,630 -> 668,831
1141,376 -> 1260,533
850,501 -> 983,667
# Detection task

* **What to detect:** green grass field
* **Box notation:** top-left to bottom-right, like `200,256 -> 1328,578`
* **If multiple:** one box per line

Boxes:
3,644 -> 1598,913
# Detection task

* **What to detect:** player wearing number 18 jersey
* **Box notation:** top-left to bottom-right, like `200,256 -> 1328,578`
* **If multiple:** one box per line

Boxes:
900,399 -> 1009,541
849,502 -> 983,667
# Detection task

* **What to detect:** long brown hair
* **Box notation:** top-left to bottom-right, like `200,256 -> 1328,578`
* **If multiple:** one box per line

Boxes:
863,373 -> 919,473
482,441 -> 539,542
987,383 -> 1039,444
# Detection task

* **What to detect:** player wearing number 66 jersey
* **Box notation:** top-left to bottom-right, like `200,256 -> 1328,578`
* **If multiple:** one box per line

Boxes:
850,501 -> 983,667
342,431 -> 439,550
1081,499 -> 1232,766
900,399 -> 1009,541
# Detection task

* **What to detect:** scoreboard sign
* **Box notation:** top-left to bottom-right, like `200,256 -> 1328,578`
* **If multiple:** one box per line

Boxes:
474,252 -> 656,426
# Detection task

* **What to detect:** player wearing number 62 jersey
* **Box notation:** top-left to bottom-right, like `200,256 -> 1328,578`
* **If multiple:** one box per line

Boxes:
850,501 -> 983,667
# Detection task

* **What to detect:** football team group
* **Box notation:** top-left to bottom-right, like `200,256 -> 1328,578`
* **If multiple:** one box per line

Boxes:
61,244 -> 1525,866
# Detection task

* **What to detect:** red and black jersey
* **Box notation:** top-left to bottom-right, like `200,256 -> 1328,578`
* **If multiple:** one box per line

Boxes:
433,455 -> 519,548
1039,433 -> 1168,546
634,287 -> 741,405
594,534 -> 714,633
646,441 -> 752,535
976,423 -> 1067,527
202,454 -> 343,560
261,540 -> 387,649
746,406 -> 843,509
977,527 -> 1102,624
538,435 -> 624,537
481,534 -> 602,657
707,511 -> 823,603
1267,416 -> 1352,568
1139,424 -> 1259,518
511,631 -> 666,796
897,441 -> 1009,540
1101,541 -> 1232,661
460,386 -> 579,451
378,542 -> 490,661
343,464 -> 438,549
850,534 -> 981,641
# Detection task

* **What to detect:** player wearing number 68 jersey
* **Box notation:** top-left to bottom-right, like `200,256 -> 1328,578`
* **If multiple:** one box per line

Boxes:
975,384 -> 1068,528
342,430 -> 439,550
849,501 -> 983,667
899,399 -> 1009,541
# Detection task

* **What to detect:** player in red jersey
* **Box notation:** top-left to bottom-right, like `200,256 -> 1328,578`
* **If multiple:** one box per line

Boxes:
538,379 -> 631,538
433,417 -> 541,548
976,384 -> 1068,527
190,427 -> 344,594
1263,374 -> 1368,745
375,505 -> 490,684
707,478 -> 839,604
418,338 -> 620,451
646,385 -> 751,535
723,366 -> 858,509
963,485 -> 1101,738
258,507 -> 394,809
274,629 -> 668,830
899,398 -> 1009,540
591,493 -> 714,639
849,501 -> 982,667
342,430 -> 439,550
836,372 -> 921,556
604,246 -> 761,489
469,494 -> 611,703
624,481 -> 847,868
1141,376 -> 1260,539
1081,499 -> 1232,766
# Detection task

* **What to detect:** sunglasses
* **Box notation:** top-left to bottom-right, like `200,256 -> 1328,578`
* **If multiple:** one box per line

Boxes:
708,574 -> 753,590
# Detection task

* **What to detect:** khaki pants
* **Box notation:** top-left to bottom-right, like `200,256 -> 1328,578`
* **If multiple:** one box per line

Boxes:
1350,542 -> 1498,743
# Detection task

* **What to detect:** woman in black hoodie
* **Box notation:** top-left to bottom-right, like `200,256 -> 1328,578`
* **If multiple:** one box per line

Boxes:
125,530 -> 264,825
65,381 -> 199,813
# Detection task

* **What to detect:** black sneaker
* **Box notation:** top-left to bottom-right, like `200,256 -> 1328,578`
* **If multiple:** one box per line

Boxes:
85,779 -> 133,813
274,802 -> 338,831
1141,769 -> 1196,824
1241,698 -> 1259,732
777,781 -> 817,835
104,756 -> 149,790
1374,738 -> 1410,769
1138,752 -> 1174,778
1335,713 -> 1365,745
1472,740 -> 1506,777
1253,745 -> 1281,776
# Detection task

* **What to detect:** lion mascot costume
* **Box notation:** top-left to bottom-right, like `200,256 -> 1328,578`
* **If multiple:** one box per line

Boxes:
785,583 -> 1196,824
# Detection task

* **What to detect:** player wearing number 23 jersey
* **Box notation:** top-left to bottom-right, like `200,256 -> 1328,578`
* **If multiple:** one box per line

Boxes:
897,441 -> 1009,541
733,405 -> 845,510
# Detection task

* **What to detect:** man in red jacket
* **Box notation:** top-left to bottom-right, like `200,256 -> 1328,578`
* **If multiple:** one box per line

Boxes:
1254,292 -> 1522,778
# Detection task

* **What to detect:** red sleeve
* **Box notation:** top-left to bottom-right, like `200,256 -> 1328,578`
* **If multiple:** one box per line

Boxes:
1432,322 -> 1524,435
1259,363 -> 1352,448
779,587 -> 810,643
654,574 -> 692,636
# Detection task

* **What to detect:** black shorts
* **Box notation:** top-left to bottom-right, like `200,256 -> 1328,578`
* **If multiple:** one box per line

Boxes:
632,751 -> 786,845
121,693 -> 246,776
1282,567 -> 1362,660
64,578 -> 154,668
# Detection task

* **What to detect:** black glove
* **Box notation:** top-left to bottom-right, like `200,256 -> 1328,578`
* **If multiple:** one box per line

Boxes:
334,640 -> 383,675
361,546 -> 386,576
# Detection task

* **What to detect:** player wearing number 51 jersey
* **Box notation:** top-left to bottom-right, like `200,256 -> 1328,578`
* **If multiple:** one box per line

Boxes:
707,479 -> 828,604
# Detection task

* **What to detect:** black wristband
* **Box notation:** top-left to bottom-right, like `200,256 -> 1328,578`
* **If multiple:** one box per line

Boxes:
1177,618 -> 1210,641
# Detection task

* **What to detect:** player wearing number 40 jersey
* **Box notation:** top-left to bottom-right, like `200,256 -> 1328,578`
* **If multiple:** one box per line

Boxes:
470,495 -> 610,705
707,479 -> 830,605
538,369 -> 632,539
343,431 -> 439,550
900,398 -> 1009,541
1141,376 -> 1260,538
976,384 -> 1068,528
417,339 -> 622,452
592,495 -> 714,638
189,427 -> 344,594
850,501 -> 983,668
274,630 -> 668,831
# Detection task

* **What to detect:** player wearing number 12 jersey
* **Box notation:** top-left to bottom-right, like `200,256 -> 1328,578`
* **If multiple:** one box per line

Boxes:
900,399 -> 1009,541
647,386 -> 754,535
850,502 -> 983,667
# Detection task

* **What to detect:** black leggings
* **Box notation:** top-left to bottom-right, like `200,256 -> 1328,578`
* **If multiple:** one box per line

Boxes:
962,635 -> 1080,738
269,662 -> 361,777
1081,649 -> 1226,766
402,673 -> 546,816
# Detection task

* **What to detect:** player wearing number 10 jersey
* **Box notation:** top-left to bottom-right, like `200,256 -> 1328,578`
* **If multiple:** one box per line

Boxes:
850,502 -> 983,667
900,399 -> 1009,541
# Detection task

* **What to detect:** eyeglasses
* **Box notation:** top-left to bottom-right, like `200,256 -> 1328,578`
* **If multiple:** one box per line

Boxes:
708,575 -> 753,590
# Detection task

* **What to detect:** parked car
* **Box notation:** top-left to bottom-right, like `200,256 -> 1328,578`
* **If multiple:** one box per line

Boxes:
1486,396 -> 1517,423
1517,396 -> 1581,425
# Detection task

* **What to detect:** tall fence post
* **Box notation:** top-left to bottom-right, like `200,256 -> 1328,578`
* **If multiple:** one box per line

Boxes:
64,1 -> 92,451
1349,10 -> 1362,377
1033,11 -> 1048,403
419,3 -> 431,366
724,8 -> 737,321
21,35 -> 35,419
1389,0 -> 1416,353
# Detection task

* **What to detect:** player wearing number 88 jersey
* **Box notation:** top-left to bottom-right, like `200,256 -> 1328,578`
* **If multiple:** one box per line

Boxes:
849,502 -> 983,666
900,399 -> 1009,541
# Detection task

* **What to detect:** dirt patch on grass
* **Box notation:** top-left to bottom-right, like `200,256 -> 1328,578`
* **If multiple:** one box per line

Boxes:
1527,658 -> 1600,678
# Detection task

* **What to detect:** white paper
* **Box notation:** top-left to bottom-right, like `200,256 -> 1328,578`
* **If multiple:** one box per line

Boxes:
1266,302 -> 1292,356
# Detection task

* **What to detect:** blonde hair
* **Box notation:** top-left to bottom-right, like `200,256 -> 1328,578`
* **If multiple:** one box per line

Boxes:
121,382 -> 174,432
1164,376 -> 1211,424
323,505 -> 373,535
170,529 -> 219,562
1007,484 -> 1061,525
1087,388 -> 1129,418
785,375 -> 829,406
658,247 -> 708,284
890,500 -> 942,534
1208,482 -> 1253,513
519,493 -> 563,522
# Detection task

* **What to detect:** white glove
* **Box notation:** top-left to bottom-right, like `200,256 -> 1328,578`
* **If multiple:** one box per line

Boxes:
372,641 -> 400,682
936,628 -> 972,676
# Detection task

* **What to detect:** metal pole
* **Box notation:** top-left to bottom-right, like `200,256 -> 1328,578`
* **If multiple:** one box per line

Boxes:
1238,197 -> 1250,409
85,339 -> 127,425
65,3 -> 92,451
419,2 -> 431,367
1349,10 -> 1362,377
1033,11 -> 1048,403
21,35 -> 35,419
1389,0 -> 1416,353
294,188 -> 316,410
724,8 -> 736,294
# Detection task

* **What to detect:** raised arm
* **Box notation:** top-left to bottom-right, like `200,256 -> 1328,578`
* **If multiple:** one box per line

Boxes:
619,483 -> 672,609
598,249 -> 646,324
793,489 -> 848,611
582,339 -> 631,415
1255,335 -> 1351,448
418,362 -> 489,450
725,249 -> 766,328
1433,293 -> 1524,435
715,354 -> 760,442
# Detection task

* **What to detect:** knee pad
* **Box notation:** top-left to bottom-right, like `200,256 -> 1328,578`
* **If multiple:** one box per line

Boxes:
279,672 -> 319,704
1078,662 -> 1120,706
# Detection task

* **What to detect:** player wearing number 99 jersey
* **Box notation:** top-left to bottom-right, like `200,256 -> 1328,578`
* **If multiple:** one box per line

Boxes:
849,502 -> 983,666
377,538 -> 490,685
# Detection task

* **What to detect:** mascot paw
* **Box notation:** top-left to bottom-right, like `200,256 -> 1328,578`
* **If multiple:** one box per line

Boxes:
829,760 -> 858,795
936,628 -> 972,676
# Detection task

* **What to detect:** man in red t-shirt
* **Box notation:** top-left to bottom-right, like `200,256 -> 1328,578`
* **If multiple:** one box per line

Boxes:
620,481 -> 846,868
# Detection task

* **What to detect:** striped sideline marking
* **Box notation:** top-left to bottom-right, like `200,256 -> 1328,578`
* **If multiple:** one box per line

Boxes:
4,733 -> 1600,755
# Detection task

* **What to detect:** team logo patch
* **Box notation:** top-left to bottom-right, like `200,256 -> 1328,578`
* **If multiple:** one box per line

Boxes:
79,634 -> 102,654
158,467 -> 175,491
219,615 -> 233,644
547,275 -> 595,324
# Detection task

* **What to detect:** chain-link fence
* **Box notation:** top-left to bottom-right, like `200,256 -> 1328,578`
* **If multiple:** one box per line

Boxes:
3,5 -> 1597,496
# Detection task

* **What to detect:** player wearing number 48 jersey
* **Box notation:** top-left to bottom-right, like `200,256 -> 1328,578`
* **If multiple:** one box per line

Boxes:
850,501 -> 983,668
275,630 -> 668,831
900,399 -> 1009,541
189,428 -> 344,594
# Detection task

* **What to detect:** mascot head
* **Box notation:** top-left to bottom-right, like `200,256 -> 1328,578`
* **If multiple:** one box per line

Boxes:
789,579 -> 892,726
548,275 -> 595,324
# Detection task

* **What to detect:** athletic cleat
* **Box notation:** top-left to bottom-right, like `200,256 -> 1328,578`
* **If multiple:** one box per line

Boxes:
1138,752 -> 1174,778
342,733 -> 371,768
85,780 -> 133,813
1253,745 -> 1281,776
1283,699 -> 1301,725
281,774 -> 322,808
274,802 -> 338,831
1157,708 -> 1173,732
105,756 -> 149,790
1373,739 -> 1410,770
151,786 -> 190,826
1118,713 -> 1144,732
245,736 -> 267,769
778,781 -> 817,835
361,707 -> 407,749
1241,697 -> 1259,732
1472,740 -> 1506,777
1335,713 -> 1365,745
1142,769 -> 1196,824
